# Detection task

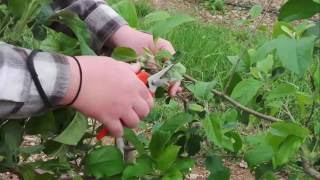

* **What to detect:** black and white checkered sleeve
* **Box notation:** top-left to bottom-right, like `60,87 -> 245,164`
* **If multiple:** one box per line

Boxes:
52,0 -> 127,53
0,42 -> 70,119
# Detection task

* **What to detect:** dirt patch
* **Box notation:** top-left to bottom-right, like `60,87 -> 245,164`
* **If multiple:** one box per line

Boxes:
148,0 -> 284,29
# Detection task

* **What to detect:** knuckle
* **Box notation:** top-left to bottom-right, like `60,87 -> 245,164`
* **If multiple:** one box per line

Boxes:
123,115 -> 139,128
110,125 -> 123,137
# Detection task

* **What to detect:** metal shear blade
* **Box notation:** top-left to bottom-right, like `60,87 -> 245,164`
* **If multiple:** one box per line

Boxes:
148,64 -> 175,93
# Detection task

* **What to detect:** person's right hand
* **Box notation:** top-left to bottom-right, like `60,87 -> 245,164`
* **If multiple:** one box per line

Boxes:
60,56 -> 154,137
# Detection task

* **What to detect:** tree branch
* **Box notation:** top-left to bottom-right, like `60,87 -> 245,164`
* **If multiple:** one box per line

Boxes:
184,74 -> 279,122
301,155 -> 320,180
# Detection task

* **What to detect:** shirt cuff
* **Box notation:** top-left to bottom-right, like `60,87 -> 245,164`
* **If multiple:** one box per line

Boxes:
84,3 -> 128,53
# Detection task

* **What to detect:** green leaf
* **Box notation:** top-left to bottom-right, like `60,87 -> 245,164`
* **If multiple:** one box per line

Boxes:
18,165 -> 55,180
270,121 -> 309,139
227,55 -> 251,72
187,81 -> 216,101
31,158 -> 71,172
313,62 -> 320,89
266,83 -> 298,101
163,170 -> 183,180
155,50 -> 173,62
31,24 -> 47,41
160,113 -> 193,133
272,21 -> 294,38
25,112 -> 55,136
123,128 -> 145,155
149,130 -> 171,158
156,145 -> 180,171
55,11 -> 95,55
245,145 -> 274,168
186,134 -> 202,156
222,109 -> 238,124
20,145 -> 44,155
53,113 -> 88,146
231,78 -> 263,105
304,22 -> 320,38
122,155 -> 153,179
272,136 -> 303,167
245,133 -> 266,146
259,171 -> 277,180
150,14 -> 194,40
255,35 -> 316,76
187,103 -> 204,113
166,63 -> 187,81
0,121 -> 24,167
249,5 -> 263,18
169,158 -> 195,174
254,164 -> 277,180
40,29 -> 79,56
85,146 -> 125,177
144,11 -> 171,24
112,0 -> 138,28
256,55 -> 274,73
224,73 -> 242,95
112,47 -> 137,62
265,133 -> 287,151
279,0 -> 320,22
205,154 -> 230,180
203,114 -> 223,148
225,131 -> 243,153
8,0 -> 29,18
43,140 -> 64,155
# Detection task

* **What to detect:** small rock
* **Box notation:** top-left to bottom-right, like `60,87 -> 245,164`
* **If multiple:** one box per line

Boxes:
239,160 -> 248,169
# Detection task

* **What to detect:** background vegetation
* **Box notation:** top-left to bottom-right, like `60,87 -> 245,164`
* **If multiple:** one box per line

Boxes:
0,0 -> 319,179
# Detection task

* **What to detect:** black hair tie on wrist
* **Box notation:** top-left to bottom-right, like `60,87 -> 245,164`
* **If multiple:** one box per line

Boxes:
26,50 -> 53,109
65,56 -> 83,106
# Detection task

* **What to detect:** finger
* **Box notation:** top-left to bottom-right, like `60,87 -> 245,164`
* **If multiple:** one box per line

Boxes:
158,40 -> 176,55
102,117 -> 124,137
139,88 -> 154,109
169,81 -> 181,97
146,94 -> 154,109
133,98 -> 150,119
121,109 -> 140,128
129,62 -> 141,73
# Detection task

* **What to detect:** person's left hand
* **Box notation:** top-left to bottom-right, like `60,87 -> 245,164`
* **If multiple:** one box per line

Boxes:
110,25 -> 182,96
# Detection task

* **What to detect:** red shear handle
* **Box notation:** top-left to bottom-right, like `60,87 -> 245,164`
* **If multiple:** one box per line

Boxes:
96,71 -> 150,140
136,71 -> 150,85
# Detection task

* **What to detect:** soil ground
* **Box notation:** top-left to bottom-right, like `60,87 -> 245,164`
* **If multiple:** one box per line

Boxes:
149,0 -> 284,29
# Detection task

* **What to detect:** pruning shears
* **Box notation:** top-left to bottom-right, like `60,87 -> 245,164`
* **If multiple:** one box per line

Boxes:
96,64 -> 175,140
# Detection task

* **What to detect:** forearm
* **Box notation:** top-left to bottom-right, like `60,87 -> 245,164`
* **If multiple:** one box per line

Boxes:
51,0 -> 127,53
0,42 -> 70,119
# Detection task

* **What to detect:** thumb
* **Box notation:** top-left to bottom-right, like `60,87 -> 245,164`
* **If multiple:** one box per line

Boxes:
129,63 -> 141,73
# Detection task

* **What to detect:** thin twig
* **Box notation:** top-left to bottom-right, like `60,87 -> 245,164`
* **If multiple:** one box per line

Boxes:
184,74 -> 279,122
88,119 -> 97,145
283,104 -> 295,122
223,0 -> 275,94
301,154 -> 320,180
306,101 -> 316,127
306,73 -> 317,127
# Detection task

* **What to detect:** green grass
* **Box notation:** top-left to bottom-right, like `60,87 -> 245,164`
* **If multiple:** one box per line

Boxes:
166,23 -> 242,82
165,22 -> 267,84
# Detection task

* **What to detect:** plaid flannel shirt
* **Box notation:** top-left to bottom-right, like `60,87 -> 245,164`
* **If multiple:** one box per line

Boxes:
0,0 -> 127,118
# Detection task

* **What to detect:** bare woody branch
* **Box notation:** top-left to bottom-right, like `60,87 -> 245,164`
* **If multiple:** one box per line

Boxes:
184,74 -> 279,122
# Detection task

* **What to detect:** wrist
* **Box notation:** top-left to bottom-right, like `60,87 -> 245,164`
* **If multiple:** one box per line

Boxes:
109,25 -> 132,47
59,56 -> 81,106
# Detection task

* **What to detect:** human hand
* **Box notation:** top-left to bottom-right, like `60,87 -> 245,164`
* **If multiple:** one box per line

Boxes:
61,56 -> 154,137
110,25 -> 182,96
